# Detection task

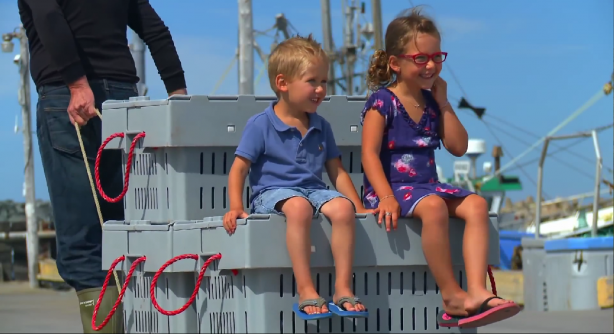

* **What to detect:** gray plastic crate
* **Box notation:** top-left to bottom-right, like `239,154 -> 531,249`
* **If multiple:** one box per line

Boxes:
99,94 -> 502,333
520,237 -> 547,312
101,220 -> 199,333
102,213 -> 500,333
543,237 -> 613,311
100,95 -> 367,222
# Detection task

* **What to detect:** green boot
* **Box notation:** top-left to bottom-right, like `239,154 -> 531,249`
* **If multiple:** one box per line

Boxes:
77,286 -> 124,333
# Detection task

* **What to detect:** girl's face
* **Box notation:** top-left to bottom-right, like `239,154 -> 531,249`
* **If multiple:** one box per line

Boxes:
389,32 -> 446,90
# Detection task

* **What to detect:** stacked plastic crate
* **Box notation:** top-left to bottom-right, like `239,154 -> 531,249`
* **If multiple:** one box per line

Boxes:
99,95 -> 500,333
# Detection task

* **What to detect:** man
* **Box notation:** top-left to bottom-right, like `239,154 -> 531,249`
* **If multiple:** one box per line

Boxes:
18,0 -> 187,332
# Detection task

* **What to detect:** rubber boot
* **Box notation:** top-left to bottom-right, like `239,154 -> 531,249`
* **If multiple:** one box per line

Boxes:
77,286 -> 124,333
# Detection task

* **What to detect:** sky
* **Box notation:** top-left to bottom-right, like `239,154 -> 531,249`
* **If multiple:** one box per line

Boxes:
0,0 -> 612,205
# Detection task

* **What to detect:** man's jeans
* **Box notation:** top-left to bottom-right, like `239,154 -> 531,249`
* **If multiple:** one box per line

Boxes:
36,79 -> 138,292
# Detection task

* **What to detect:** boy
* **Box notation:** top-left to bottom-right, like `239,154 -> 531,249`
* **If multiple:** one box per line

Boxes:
222,35 -> 372,319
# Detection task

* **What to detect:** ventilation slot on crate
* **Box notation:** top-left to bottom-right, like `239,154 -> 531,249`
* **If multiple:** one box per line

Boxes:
209,312 -> 236,333
200,151 -> 233,175
132,153 -> 157,175
339,148 -> 361,173
134,188 -> 158,210
134,310 -> 158,333
131,274 -> 158,333
204,275 -> 234,300
132,274 -> 153,299
199,187 -> 228,210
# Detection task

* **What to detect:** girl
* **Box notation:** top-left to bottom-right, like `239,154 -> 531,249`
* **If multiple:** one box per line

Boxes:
360,7 -> 520,328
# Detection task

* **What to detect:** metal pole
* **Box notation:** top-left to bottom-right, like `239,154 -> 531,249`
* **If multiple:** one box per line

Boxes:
371,0 -> 384,50
320,0 -> 336,95
19,25 -> 38,288
534,137 -> 550,239
590,130 -> 602,237
130,32 -> 147,96
238,0 -> 254,95
343,0 -> 355,95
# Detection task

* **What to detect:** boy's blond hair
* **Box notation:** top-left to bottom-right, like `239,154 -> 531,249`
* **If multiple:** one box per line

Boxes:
267,34 -> 329,95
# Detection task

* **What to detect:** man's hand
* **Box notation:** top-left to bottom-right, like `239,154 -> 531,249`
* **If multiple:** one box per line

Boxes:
168,88 -> 187,97
67,76 -> 97,126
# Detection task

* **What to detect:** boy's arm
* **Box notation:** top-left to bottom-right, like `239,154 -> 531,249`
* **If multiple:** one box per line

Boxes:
230,117 -> 265,210
325,158 -> 364,210
322,121 -> 367,211
228,156 -> 251,210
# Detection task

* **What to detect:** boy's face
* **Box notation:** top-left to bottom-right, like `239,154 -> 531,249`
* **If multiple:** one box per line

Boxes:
279,58 -> 328,113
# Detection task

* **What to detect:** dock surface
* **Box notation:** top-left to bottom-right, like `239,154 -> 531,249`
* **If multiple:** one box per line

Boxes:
0,282 -> 612,333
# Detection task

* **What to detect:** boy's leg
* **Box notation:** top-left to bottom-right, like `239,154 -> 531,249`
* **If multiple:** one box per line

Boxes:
252,188 -> 329,315
309,189 -> 366,312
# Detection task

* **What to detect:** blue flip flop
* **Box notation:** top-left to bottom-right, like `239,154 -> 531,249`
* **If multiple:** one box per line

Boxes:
328,296 -> 369,318
292,297 -> 333,320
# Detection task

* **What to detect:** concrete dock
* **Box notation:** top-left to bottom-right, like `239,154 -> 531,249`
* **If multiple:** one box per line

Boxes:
0,281 -> 612,333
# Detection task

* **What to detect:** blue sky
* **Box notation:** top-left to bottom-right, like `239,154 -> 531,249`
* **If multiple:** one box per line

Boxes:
0,0 -> 612,205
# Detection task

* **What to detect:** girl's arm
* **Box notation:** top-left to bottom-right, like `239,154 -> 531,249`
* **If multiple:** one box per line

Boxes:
438,103 -> 468,157
432,78 -> 468,157
361,109 -> 395,198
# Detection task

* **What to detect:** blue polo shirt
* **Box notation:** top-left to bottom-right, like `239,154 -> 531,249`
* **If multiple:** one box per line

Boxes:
235,102 -> 341,203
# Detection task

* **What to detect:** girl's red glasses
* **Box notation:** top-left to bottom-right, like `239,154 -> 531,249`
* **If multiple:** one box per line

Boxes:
397,52 -> 448,65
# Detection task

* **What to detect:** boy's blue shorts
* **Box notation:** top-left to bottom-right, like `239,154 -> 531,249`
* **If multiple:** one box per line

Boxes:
251,187 -> 354,215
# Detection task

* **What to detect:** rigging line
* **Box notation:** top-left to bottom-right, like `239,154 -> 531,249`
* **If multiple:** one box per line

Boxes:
443,64 -> 609,176
482,113 -> 613,170
450,87 -> 607,177
478,111 -> 614,175
457,109 -> 551,199
443,64 -> 549,196
591,122 -> 614,132
506,137 -> 588,171
210,54 -> 238,95
485,119 -> 552,199
445,66 -> 469,99
482,119 -> 598,181
448,95 -> 612,172
495,89 -> 606,176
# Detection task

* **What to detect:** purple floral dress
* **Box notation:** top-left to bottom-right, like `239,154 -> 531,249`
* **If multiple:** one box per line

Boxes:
360,87 -> 474,217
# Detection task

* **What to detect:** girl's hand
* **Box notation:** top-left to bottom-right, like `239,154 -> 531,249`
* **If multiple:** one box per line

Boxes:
377,196 -> 401,232
431,77 -> 449,107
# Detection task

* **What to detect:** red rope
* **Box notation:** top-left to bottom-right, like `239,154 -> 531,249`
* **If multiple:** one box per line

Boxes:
487,265 -> 497,296
95,132 -> 146,203
92,255 -> 146,331
150,253 -> 223,316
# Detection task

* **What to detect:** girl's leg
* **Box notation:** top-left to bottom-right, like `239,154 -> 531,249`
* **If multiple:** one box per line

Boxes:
319,197 -> 366,312
279,197 -> 329,314
412,195 -> 469,317
445,194 -> 514,311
